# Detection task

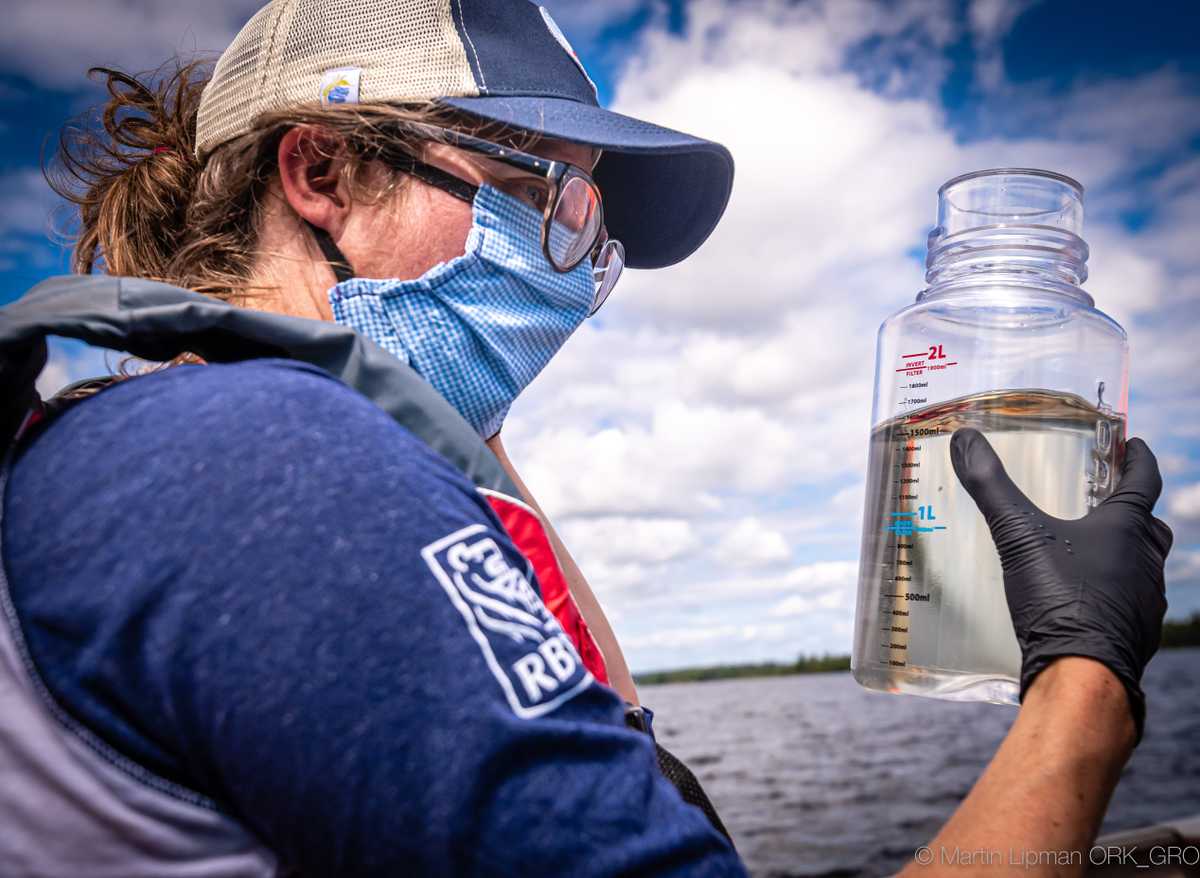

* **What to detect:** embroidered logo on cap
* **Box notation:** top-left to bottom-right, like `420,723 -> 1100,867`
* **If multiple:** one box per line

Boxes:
539,7 -> 598,99
319,67 -> 361,106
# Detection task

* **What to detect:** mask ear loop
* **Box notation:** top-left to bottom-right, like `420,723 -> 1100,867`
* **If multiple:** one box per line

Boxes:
305,220 -> 356,285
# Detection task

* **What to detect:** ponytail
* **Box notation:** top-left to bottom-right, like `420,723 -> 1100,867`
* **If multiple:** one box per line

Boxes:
49,62 -> 207,281
47,59 -> 533,304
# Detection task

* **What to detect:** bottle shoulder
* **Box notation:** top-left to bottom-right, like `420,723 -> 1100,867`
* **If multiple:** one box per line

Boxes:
879,284 -> 1127,342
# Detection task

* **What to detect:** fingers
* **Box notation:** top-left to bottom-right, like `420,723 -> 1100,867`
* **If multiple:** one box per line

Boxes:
1152,517 -> 1174,558
1107,438 -> 1165,511
950,428 -> 1038,521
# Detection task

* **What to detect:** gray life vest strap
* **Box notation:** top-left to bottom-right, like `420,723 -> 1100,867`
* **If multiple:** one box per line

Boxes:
0,274 -> 518,497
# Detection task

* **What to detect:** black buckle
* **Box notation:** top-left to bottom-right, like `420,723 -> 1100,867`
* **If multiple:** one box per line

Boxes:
624,705 -> 649,735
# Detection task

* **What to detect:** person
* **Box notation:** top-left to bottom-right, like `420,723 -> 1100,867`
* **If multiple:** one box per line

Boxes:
0,1 -> 1172,875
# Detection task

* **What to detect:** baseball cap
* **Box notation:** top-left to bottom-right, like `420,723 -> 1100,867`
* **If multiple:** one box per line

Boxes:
195,0 -> 733,269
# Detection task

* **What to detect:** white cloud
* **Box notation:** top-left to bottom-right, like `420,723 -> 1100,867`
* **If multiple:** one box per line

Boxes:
0,1 -> 253,89
542,0 -> 645,43
1158,453 -> 1193,477
1046,70 -> 1200,158
831,483 -> 865,517
1170,483 -> 1200,521
516,397 -> 855,520
643,560 -> 862,613
502,0 -> 1200,671
775,560 -> 859,597
1169,549 -> 1200,586
768,588 -> 847,617
35,337 -> 118,398
1165,550 -> 1200,617
559,516 -> 701,567
34,357 -> 73,400
609,69 -> 955,326
968,0 -> 1037,46
0,169 -> 62,238
1084,225 -> 1169,329
702,559 -> 859,623
967,0 -> 1038,89
713,517 -> 791,568
10,0 -> 1198,671
626,621 -> 793,651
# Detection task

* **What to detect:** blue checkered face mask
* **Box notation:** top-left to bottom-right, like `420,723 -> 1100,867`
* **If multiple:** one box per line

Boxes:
328,184 -> 594,438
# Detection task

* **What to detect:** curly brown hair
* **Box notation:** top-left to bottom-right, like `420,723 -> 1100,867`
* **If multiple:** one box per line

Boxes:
46,58 -> 535,305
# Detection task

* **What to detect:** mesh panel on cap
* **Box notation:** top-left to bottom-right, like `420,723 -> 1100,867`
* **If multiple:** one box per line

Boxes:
196,0 -> 479,159
196,4 -> 278,158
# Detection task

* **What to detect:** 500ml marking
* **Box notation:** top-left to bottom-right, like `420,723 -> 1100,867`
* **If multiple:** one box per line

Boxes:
877,424 -> 947,667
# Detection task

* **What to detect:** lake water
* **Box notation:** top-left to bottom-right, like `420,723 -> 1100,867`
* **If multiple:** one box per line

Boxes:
641,648 -> 1200,877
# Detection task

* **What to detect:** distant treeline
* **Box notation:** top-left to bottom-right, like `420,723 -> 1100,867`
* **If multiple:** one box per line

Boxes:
635,616 -> 1200,686
634,653 -> 851,686
1162,613 -> 1200,648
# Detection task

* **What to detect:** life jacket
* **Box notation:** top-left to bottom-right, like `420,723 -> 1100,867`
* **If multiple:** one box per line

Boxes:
0,274 -> 608,684
0,275 -> 732,868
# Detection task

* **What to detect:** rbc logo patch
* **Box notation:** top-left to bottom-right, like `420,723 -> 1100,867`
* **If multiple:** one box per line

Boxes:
422,524 -> 593,718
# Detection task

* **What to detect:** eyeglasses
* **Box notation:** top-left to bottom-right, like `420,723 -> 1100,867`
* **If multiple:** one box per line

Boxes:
376,125 -> 625,316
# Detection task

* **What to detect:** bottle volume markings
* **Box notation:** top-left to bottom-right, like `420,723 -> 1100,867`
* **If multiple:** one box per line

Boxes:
878,427 -> 945,667
896,342 -> 958,406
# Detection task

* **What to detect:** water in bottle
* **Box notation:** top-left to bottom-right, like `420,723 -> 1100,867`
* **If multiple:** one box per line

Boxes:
852,169 -> 1130,704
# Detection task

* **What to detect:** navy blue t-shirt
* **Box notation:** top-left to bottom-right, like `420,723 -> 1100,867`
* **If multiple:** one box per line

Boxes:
3,359 -> 743,876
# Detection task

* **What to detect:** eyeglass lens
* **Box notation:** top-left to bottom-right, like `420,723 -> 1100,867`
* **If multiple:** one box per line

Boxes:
547,175 -> 603,270
590,238 -> 625,315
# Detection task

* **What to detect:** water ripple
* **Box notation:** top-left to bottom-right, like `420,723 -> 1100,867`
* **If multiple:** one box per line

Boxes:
641,648 -> 1200,876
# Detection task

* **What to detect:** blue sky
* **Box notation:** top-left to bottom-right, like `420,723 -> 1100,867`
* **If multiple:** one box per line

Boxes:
2,0 -> 1198,671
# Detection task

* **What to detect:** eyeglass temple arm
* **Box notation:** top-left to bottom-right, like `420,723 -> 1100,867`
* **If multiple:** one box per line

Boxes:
304,153 -> 478,285
406,122 -> 559,178
382,149 -> 479,203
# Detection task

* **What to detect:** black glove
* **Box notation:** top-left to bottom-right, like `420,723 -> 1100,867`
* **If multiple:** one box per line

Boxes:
950,428 -> 1172,741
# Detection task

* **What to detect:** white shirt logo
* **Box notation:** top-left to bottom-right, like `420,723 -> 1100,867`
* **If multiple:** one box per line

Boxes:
422,524 -> 593,717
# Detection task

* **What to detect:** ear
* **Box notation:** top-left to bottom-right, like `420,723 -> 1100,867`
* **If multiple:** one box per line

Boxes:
276,126 -> 354,238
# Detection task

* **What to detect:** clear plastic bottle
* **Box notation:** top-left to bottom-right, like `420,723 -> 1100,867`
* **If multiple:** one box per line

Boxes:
851,168 -> 1129,705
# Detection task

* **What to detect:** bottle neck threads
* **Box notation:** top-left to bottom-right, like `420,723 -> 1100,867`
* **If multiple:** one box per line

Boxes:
921,169 -> 1092,305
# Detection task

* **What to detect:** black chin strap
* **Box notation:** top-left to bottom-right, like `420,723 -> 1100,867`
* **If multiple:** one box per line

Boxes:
306,155 -> 479,287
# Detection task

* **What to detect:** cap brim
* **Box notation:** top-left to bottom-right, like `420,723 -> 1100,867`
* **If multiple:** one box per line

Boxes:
439,96 -> 733,270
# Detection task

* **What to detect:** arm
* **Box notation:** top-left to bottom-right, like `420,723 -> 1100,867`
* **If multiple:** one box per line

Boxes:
903,658 -> 1133,875
487,432 -> 641,706
7,361 -> 739,875
904,429 -> 1173,875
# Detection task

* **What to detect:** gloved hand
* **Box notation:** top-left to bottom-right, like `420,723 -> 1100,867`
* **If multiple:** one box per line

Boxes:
950,428 -> 1172,741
